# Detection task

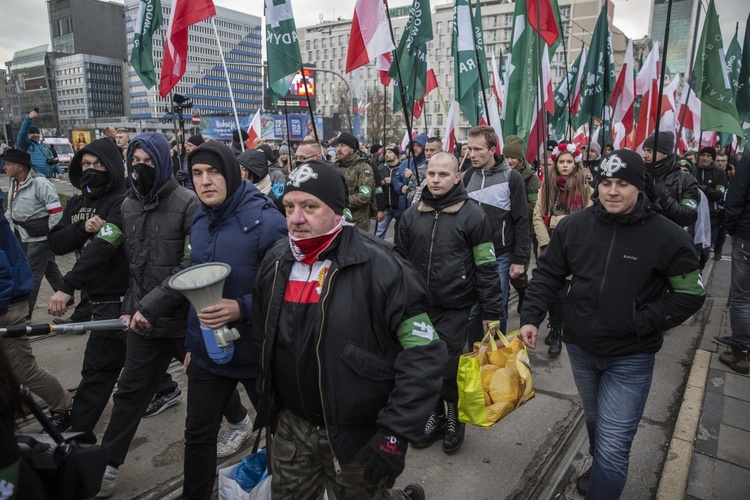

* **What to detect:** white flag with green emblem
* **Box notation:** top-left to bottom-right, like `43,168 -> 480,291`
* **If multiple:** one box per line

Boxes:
452,0 -> 481,126
265,0 -> 303,104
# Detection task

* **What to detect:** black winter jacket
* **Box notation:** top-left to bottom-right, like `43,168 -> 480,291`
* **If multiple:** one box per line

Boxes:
252,226 -> 448,463
48,138 -> 128,300
121,133 -> 201,338
652,156 -> 700,229
724,156 -> 750,240
395,183 -> 502,324
520,195 -> 705,357
696,164 -> 727,218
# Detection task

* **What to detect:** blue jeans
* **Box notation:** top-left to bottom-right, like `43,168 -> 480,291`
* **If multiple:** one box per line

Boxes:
467,251 -> 511,346
566,343 -> 655,500
375,208 -> 400,238
730,237 -> 750,351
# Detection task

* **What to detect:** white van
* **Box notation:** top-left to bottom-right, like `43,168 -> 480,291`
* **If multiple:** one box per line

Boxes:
43,138 -> 75,171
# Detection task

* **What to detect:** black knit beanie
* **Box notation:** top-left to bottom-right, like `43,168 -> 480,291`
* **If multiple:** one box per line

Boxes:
599,149 -> 646,191
284,159 -> 347,215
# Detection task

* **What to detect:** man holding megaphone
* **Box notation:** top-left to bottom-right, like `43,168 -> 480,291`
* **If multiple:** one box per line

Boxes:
179,141 -> 287,498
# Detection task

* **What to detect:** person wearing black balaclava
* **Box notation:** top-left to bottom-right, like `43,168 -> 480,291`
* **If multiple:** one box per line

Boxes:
182,142 -> 287,498
642,131 -> 701,236
395,152 -> 502,455
47,138 -> 129,442
94,132 -> 201,497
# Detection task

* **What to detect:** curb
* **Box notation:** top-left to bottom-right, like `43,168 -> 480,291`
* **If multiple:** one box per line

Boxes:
655,258 -> 720,500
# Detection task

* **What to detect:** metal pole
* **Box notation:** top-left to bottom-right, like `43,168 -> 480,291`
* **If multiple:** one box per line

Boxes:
651,0 -> 675,167
210,17 -> 244,152
300,66 -> 320,143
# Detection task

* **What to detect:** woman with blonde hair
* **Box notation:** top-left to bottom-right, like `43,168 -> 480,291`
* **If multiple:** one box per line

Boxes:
532,141 -> 593,356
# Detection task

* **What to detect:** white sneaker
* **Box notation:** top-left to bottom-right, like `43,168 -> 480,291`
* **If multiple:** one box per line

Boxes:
217,415 -> 253,458
96,465 -> 118,498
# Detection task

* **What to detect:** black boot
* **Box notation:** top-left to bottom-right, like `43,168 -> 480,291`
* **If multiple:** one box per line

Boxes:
548,329 -> 562,357
516,290 -> 525,314
442,402 -> 465,454
412,401 -> 446,448
576,466 -> 592,495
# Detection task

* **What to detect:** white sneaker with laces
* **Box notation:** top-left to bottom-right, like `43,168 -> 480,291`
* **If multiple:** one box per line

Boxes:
96,465 -> 118,498
217,415 -> 253,458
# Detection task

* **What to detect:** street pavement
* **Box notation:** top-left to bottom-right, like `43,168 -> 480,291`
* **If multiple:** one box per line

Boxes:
7,174 -> 743,499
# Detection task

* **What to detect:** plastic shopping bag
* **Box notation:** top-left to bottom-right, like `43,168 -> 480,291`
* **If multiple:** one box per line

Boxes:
457,328 -> 535,427
217,431 -> 271,500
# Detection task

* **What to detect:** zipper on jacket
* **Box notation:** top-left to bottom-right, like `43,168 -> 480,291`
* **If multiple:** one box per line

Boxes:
426,211 -> 440,286
593,225 -> 617,331
479,170 -> 487,205
315,268 -> 343,484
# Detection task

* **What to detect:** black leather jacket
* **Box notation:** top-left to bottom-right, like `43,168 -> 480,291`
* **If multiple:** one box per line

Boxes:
652,156 -> 700,229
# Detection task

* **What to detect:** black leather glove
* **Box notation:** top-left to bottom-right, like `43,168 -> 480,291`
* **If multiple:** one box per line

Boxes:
175,170 -> 188,182
359,429 -> 407,488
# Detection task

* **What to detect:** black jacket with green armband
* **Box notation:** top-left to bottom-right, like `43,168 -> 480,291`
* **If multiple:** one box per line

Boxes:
48,138 -> 129,302
394,181 -> 503,319
520,194 -> 706,357
252,226 -> 448,463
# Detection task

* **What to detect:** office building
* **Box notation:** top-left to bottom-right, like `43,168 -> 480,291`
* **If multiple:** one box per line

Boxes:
649,0 -> 699,77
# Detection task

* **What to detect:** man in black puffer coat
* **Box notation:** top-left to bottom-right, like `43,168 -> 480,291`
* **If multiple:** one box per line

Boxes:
395,152 -> 501,454
642,131 -> 700,234
47,138 -> 129,443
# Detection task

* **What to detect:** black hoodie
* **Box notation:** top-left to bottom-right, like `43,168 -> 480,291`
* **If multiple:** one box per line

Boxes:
48,138 -> 129,300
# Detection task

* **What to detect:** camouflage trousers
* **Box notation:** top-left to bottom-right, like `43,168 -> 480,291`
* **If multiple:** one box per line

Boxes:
271,409 -> 410,500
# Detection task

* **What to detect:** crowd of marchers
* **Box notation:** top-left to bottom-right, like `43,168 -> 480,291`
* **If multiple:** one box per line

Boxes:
1,110 -> 748,500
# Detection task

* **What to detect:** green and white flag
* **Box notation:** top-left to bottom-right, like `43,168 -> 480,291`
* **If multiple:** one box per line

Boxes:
737,13 -> 750,123
503,0 -> 539,138
719,29 -> 742,146
265,0 -> 303,104
473,0 -> 489,95
552,51 -> 583,136
453,0 -> 482,125
575,4 -> 615,129
131,0 -> 163,89
694,0 -> 743,137
390,0 -> 433,114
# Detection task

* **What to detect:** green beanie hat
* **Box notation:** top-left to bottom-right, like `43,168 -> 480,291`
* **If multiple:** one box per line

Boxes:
503,135 -> 525,161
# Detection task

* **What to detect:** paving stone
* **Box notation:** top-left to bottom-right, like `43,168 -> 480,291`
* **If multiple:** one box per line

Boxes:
686,452 -> 750,500
722,372 -> 750,402
705,368 -> 726,395
721,397 -> 750,432
695,392 -> 722,457
717,424 -> 750,469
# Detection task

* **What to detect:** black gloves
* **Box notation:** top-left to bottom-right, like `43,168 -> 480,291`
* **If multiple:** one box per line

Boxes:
359,429 -> 407,487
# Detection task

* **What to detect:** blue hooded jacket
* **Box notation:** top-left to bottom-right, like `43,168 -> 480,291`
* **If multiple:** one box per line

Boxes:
394,133 -> 429,195
0,191 -> 34,315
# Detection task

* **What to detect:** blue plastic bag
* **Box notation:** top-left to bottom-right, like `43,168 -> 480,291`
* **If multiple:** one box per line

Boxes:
231,449 -> 269,492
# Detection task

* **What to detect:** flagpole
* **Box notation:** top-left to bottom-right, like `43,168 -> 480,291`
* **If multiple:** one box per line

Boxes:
383,85 -> 388,148
299,66 -> 320,143
651,0 -> 674,166
533,1 -> 550,217
560,14 -> 573,140
283,99 -> 292,148
675,0 -> 704,154
471,0 -> 490,121
210,17 -> 244,153
160,32 -> 183,161
384,2 -> 418,185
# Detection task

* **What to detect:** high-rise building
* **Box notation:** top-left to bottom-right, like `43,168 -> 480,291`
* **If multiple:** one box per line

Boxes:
123,0 -> 263,122
6,45 -> 59,131
649,0 -> 699,77
298,0 -> 628,141
47,0 -> 127,60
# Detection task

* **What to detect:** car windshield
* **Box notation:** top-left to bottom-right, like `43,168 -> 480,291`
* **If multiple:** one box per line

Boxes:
54,144 -> 74,155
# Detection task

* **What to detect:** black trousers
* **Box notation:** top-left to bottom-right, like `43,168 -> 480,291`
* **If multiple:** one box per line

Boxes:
429,307 -> 472,405
182,362 -> 260,499
70,300 -> 125,443
101,332 -> 186,466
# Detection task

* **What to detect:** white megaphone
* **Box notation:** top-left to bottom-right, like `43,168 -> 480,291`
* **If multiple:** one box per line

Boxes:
169,263 -> 241,364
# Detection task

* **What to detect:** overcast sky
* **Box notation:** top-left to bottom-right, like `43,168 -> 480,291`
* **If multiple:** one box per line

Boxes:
2,0 -> 748,70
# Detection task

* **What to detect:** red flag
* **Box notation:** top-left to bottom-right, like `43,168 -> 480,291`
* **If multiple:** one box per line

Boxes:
526,49 -> 553,163
247,109 -> 261,148
160,0 -> 216,97
570,48 -> 588,115
527,0 -> 560,47
346,0 -> 395,74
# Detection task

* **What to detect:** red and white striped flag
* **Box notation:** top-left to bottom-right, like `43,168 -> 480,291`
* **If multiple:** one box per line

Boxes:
491,51 -> 505,110
346,0 -> 395,74
610,40 -> 635,134
526,48 -> 553,163
376,52 -> 392,86
413,57 -> 438,120
442,99 -> 456,153
401,130 -> 418,152
247,109 -> 261,148
159,0 -> 216,97
658,75 -> 681,138
570,47 -> 588,115
633,42 -> 660,153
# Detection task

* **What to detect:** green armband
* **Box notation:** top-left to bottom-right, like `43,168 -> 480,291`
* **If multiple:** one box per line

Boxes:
96,222 -> 124,247
183,236 -> 191,260
668,269 -> 706,296
680,198 -> 698,210
473,241 -> 496,266
358,185 -> 372,197
396,312 -> 438,348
